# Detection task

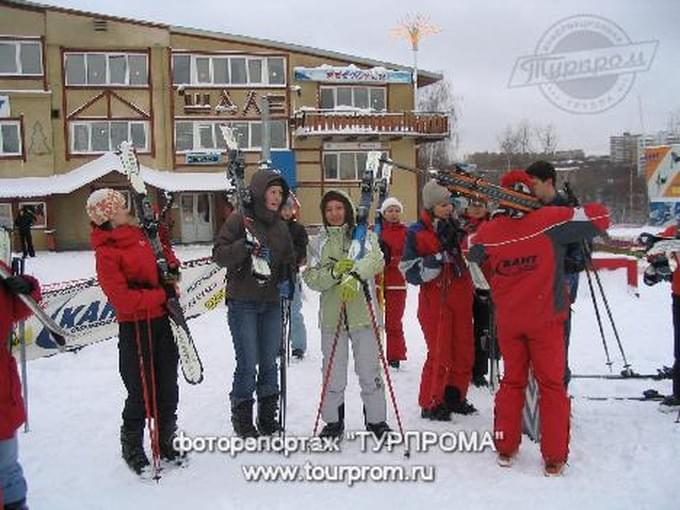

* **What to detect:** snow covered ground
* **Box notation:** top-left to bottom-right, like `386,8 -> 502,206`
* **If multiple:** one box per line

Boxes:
11,245 -> 680,510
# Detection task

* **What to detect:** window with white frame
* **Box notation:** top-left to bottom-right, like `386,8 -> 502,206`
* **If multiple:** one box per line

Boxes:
323,151 -> 387,181
70,120 -> 148,153
319,86 -> 386,111
0,39 -> 42,76
0,203 -> 12,229
172,54 -> 286,86
0,120 -> 21,156
64,52 -> 148,86
175,120 -> 287,152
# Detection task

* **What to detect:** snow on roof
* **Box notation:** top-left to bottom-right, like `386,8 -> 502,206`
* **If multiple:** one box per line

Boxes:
0,152 -> 228,198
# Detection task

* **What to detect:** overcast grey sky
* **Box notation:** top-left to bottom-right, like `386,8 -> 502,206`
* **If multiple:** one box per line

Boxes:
38,0 -> 680,157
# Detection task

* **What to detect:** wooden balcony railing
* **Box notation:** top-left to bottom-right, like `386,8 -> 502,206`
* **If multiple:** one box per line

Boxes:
292,110 -> 449,140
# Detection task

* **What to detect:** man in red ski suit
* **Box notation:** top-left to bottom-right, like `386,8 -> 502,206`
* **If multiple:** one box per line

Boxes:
1,260 -> 40,510
468,170 -> 609,476
378,197 -> 408,369
401,180 -> 476,421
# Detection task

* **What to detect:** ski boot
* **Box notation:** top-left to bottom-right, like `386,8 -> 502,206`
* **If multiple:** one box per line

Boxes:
445,386 -> 478,415
319,404 -> 344,440
366,421 -> 393,441
544,461 -> 566,477
257,394 -> 282,436
120,425 -> 150,476
659,394 -> 680,413
231,399 -> 260,438
421,403 -> 451,421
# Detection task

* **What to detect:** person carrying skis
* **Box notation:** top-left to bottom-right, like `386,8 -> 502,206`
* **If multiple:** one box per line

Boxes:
643,223 -> 680,412
400,180 -> 477,421
461,196 -> 493,387
377,197 -> 408,369
303,190 -> 392,440
13,208 -> 35,259
467,170 -> 609,476
213,169 -> 295,438
87,189 -> 183,476
0,256 -> 40,510
280,196 -> 309,360
526,160 -> 587,388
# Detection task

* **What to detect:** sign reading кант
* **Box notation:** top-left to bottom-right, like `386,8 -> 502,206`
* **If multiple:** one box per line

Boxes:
294,65 -> 412,84
14,257 -> 226,360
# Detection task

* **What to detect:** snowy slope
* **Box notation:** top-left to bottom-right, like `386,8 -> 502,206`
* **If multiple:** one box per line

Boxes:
11,248 -> 680,510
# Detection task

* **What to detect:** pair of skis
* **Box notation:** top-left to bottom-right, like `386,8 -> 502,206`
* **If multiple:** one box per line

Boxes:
117,143 -> 204,386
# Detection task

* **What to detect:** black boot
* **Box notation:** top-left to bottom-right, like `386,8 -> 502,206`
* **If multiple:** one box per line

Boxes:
159,419 -> 186,464
231,399 -> 259,438
445,386 -> 478,415
257,394 -> 282,436
4,499 -> 28,510
120,425 -> 150,475
421,403 -> 452,421
388,360 -> 400,369
292,348 -> 305,360
319,404 -> 344,439
366,421 -> 393,440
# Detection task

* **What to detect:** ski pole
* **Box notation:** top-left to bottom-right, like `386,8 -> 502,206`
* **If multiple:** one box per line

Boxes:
279,296 -> 291,436
584,243 -> 632,374
313,304 -> 345,437
361,282 -> 410,459
583,262 -> 613,371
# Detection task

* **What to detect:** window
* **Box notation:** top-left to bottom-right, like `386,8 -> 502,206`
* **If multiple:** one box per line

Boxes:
0,40 -> 43,76
175,120 -> 287,152
0,203 -> 12,229
17,202 -> 47,229
70,121 -> 149,153
172,54 -> 190,84
0,121 -> 21,156
64,53 -> 148,86
171,54 -> 286,86
319,86 -> 386,111
323,151 -> 387,181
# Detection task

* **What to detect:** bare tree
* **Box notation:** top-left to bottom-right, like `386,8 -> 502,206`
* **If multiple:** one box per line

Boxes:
498,125 -> 520,170
535,123 -> 559,155
515,119 -> 533,154
417,78 -> 459,168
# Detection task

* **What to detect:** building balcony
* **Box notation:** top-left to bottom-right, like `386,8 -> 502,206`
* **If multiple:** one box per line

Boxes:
292,109 -> 449,142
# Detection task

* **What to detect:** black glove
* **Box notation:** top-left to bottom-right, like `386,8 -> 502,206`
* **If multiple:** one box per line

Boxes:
3,275 -> 34,295
475,288 -> 491,303
643,265 -> 664,287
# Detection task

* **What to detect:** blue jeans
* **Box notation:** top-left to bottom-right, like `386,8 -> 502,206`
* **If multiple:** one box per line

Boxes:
290,277 -> 307,353
227,300 -> 281,406
0,435 -> 27,506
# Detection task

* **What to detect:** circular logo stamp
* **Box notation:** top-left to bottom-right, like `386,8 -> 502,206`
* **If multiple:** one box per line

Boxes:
509,14 -> 657,114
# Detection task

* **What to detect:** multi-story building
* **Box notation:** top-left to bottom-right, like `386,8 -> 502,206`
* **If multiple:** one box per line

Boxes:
0,0 -> 448,250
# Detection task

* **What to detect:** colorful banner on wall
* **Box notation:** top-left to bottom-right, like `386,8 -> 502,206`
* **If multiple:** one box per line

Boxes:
12,257 -> 226,360
294,65 -> 412,84
644,145 -> 680,225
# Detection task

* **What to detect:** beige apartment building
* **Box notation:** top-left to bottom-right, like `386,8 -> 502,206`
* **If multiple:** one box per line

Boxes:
0,0 -> 448,250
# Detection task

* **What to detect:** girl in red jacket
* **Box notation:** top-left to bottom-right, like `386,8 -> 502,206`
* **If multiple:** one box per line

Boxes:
378,197 -> 408,369
0,252 -> 40,510
400,181 -> 477,421
87,189 -> 182,476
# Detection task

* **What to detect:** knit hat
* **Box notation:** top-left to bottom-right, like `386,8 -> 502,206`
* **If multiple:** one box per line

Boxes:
500,170 -> 534,195
380,197 -> 403,215
86,188 -> 127,226
422,179 -> 451,210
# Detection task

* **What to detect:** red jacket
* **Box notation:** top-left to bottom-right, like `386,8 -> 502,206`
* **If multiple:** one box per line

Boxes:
659,225 -> 680,295
400,210 -> 469,289
468,204 -> 609,331
1,262 -> 41,439
91,225 -> 179,323
380,221 -> 407,289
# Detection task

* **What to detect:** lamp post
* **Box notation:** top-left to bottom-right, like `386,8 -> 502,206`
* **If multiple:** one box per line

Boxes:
390,14 -> 441,112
